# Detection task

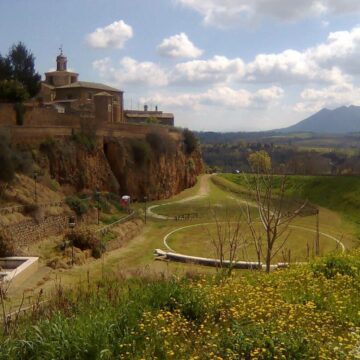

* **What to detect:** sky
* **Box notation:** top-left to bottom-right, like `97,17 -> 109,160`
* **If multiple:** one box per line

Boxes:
1,0 -> 360,131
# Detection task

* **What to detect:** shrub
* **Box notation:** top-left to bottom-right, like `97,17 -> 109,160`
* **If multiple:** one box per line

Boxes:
0,129 -> 33,183
183,128 -> 198,154
39,137 -> 56,153
40,173 -> 60,192
146,131 -> 176,155
0,230 -> 16,257
71,133 -> 96,152
146,116 -> 159,124
13,102 -> 25,125
0,80 -> 28,103
130,140 -> 150,166
65,228 -> 104,259
312,254 -> 360,279
65,196 -> 89,216
23,204 -> 44,223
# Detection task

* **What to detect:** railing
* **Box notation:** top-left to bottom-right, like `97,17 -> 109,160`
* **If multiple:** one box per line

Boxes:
96,211 -> 135,236
174,213 -> 199,221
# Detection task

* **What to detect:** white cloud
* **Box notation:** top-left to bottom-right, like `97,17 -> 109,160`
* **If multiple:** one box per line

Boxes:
171,55 -> 246,85
246,49 -> 348,85
176,0 -> 359,28
93,57 -> 168,87
294,83 -> 360,113
309,27 -> 360,75
86,20 -> 133,49
157,33 -> 203,58
141,85 -> 283,109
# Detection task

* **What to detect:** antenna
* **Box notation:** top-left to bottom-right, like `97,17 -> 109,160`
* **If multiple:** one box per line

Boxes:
59,44 -> 63,55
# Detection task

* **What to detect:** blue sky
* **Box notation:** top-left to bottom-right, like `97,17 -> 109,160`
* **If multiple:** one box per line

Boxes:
1,0 -> 360,131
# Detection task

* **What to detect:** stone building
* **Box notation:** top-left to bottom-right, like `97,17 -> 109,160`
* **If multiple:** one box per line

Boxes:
39,50 -> 124,123
124,106 -> 174,126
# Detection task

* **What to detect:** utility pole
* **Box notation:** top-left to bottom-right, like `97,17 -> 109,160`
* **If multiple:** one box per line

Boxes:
315,208 -> 320,256
33,171 -> 38,203
96,189 -> 100,225
144,195 -> 147,224
68,216 -> 76,267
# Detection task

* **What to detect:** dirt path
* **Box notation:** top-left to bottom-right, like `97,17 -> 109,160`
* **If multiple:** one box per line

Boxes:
147,174 -> 211,219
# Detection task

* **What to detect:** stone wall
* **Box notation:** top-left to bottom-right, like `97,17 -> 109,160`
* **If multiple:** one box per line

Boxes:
7,215 -> 69,249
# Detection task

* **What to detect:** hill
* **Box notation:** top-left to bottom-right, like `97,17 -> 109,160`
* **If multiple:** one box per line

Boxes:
280,105 -> 360,134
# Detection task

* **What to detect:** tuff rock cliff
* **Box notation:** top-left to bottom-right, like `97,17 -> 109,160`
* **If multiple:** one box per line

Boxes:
39,131 -> 203,200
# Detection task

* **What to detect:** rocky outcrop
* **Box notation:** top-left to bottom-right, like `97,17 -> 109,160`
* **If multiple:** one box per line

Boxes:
40,130 -> 203,200
41,139 -> 119,193
104,138 -> 203,200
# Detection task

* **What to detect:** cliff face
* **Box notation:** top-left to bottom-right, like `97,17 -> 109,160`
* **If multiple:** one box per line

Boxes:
40,133 -> 203,200
104,139 -> 203,200
41,139 -> 119,193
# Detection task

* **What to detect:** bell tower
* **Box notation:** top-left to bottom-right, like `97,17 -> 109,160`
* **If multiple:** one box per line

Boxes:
56,46 -> 67,71
44,47 -> 79,88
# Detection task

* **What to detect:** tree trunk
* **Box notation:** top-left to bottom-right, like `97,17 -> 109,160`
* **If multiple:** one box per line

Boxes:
265,248 -> 272,273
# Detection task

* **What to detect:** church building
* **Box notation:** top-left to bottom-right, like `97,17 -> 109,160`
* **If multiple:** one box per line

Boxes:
39,49 -> 124,123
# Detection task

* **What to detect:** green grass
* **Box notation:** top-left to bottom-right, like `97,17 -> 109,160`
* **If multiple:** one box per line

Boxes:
166,222 -> 341,262
1,253 -> 360,359
221,173 -> 360,225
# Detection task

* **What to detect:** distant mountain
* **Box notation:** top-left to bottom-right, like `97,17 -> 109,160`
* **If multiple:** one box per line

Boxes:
280,105 -> 360,134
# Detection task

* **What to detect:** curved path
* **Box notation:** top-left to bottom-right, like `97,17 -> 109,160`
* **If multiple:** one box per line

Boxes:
147,174 -> 211,220
163,222 -> 345,255
151,175 -> 346,270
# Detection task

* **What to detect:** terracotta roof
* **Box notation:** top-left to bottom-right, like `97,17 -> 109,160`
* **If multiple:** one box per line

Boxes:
57,81 -> 121,92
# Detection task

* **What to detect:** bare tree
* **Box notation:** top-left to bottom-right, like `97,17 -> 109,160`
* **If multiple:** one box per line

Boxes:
244,203 -> 263,268
247,151 -> 307,272
206,206 -> 245,273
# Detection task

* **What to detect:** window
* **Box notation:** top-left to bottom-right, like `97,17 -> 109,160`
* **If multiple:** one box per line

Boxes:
67,94 -> 73,100
87,92 -> 93,100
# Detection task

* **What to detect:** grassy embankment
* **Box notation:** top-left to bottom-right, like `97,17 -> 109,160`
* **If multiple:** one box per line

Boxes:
219,173 -> 360,227
1,251 -> 360,359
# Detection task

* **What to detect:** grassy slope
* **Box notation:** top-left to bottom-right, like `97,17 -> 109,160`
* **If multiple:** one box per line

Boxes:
221,173 -> 360,224
1,252 -> 360,359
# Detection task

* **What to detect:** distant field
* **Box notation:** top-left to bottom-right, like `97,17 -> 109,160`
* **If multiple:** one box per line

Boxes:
221,173 -> 360,223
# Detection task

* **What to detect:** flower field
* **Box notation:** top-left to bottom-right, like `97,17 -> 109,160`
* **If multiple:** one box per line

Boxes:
1,251 -> 360,359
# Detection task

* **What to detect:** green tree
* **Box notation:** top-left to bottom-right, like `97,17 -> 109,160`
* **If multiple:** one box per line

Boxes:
0,54 -> 12,81
183,128 -> 198,154
248,150 -> 271,173
0,79 -> 28,103
7,42 -> 41,98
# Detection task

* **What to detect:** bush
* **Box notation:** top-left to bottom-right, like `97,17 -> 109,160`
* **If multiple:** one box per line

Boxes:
0,80 -> 28,102
312,254 -> 360,279
183,128 -> 198,154
13,102 -> 25,125
71,133 -> 96,152
131,140 -> 150,166
146,131 -> 176,155
39,137 -> 56,153
65,196 -> 89,216
65,228 -> 104,259
23,204 -> 44,223
0,129 -> 33,183
0,230 -> 16,257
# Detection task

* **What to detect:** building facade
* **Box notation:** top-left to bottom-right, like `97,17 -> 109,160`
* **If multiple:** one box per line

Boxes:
40,50 -> 124,123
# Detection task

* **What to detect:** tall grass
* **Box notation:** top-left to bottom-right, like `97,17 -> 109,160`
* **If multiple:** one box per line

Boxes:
1,253 -> 360,359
